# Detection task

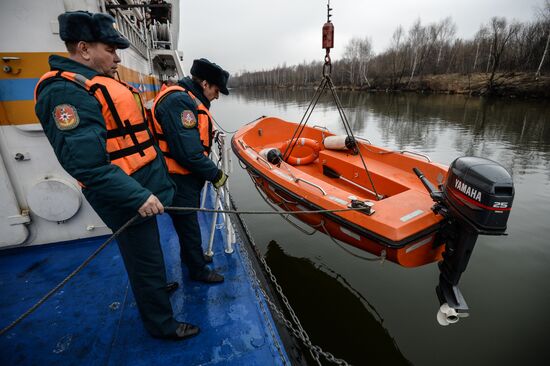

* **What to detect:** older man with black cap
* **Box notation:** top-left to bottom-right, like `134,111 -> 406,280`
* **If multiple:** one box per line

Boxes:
34,11 -> 198,340
150,59 -> 229,283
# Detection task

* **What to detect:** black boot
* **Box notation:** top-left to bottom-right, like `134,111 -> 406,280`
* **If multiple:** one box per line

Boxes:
190,269 -> 224,284
164,281 -> 179,293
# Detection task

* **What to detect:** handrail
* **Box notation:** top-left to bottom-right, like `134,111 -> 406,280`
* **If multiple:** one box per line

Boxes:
256,156 -> 273,170
399,150 -> 432,162
295,178 -> 327,196
354,136 -> 373,145
238,139 -> 248,150
112,9 -> 148,58
354,136 -> 432,162
312,125 -> 330,131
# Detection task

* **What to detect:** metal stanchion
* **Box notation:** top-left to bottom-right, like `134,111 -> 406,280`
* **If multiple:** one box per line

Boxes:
204,132 -> 235,257
204,185 -> 219,258
221,186 -> 234,254
199,182 -> 208,209
220,133 -> 235,254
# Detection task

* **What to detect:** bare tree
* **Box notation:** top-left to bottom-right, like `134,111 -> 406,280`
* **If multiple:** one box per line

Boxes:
473,27 -> 488,72
230,12 -> 549,94
390,25 -> 405,88
487,17 -> 520,91
435,17 -> 457,72
343,38 -> 359,85
407,19 -> 428,85
358,38 -> 374,87
536,0 -> 550,78
344,37 -> 374,87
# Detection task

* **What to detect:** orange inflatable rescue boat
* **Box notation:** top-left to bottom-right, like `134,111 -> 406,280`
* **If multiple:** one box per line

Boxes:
232,116 -> 515,324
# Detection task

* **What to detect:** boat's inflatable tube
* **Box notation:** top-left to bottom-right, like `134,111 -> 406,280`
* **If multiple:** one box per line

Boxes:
323,135 -> 356,151
281,138 -> 321,165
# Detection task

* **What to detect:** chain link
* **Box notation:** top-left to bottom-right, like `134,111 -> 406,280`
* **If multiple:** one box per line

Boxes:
228,191 -> 352,366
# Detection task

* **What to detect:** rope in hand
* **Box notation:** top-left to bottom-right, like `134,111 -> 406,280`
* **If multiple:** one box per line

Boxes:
0,204 -> 371,337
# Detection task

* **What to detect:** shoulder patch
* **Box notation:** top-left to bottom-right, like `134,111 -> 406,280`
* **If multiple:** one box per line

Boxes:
53,104 -> 80,130
181,110 -> 197,128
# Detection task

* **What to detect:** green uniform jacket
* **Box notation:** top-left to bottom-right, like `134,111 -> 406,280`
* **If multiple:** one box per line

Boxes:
153,76 -> 219,183
35,55 -> 175,229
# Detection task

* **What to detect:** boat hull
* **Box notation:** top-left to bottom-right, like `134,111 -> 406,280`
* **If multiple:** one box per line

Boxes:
232,117 -> 448,267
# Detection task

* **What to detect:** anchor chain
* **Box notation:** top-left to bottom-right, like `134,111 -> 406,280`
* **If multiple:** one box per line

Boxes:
229,192 -> 351,366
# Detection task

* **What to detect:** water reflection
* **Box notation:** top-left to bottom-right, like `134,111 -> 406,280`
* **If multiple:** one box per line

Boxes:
266,241 -> 412,366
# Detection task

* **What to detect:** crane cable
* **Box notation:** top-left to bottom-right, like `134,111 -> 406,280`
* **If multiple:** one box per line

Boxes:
281,0 -> 382,201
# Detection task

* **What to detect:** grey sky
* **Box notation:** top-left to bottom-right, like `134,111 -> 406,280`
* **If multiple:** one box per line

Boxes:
178,0 -> 544,75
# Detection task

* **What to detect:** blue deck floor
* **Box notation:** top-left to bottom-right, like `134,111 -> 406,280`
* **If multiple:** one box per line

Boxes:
0,193 -> 289,365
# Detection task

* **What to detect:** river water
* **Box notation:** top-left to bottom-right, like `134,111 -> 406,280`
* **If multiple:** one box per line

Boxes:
213,89 -> 550,365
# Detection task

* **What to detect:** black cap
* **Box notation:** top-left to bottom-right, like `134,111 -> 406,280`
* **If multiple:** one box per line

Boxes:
58,11 -> 130,49
190,58 -> 230,95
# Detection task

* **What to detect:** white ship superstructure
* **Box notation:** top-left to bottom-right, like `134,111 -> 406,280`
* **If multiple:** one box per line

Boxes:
0,0 -> 184,248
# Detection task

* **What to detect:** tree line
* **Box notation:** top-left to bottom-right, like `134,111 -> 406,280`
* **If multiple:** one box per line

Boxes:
231,2 -> 550,95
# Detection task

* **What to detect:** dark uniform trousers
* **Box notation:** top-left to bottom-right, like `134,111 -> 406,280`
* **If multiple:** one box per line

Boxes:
116,216 -> 177,337
169,173 -> 207,276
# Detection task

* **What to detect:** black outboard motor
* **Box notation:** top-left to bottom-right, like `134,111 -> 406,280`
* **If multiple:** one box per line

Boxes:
414,157 -> 514,325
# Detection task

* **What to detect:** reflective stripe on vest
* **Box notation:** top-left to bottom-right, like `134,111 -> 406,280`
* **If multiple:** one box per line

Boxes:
35,71 -> 157,176
150,85 -> 214,175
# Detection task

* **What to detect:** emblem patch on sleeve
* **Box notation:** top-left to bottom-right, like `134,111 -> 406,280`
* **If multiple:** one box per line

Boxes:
53,104 -> 80,130
181,110 -> 197,128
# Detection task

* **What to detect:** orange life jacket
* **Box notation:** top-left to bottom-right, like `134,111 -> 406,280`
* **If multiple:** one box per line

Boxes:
150,85 -> 214,175
34,71 -> 157,176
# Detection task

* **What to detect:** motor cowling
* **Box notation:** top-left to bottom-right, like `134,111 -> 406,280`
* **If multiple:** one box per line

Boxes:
442,156 -> 514,234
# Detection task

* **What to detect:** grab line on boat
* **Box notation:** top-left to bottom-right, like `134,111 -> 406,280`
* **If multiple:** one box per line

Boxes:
249,171 -> 385,263
319,221 -> 387,262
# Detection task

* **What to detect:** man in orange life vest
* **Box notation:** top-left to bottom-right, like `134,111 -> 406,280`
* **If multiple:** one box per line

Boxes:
151,59 -> 229,283
34,11 -> 199,340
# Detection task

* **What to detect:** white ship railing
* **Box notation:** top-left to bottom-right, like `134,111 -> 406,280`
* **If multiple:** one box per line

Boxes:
112,8 -> 148,58
203,133 -> 236,256
102,1 -> 179,77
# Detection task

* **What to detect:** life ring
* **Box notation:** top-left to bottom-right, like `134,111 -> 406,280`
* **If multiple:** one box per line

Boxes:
281,138 -> 321,165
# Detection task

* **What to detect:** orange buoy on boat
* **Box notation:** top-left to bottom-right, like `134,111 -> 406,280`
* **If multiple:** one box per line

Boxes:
281,137 -> 321,165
